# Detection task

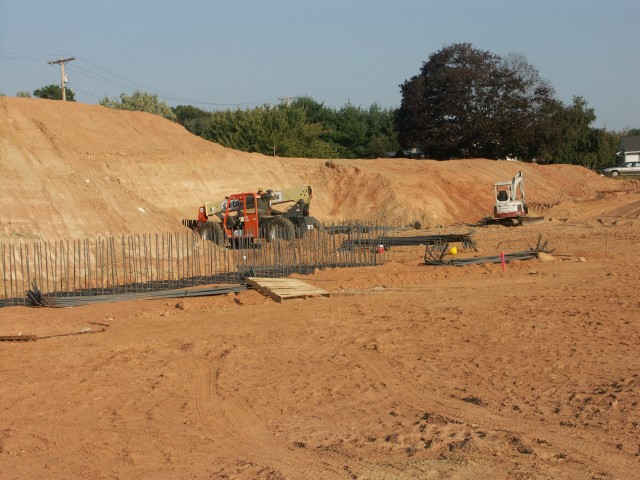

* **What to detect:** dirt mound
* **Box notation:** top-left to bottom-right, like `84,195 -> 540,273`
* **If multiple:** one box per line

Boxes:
0,96 -> 632,241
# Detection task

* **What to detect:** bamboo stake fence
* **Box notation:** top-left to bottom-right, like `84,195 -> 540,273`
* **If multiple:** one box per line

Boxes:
1,223 -> 386,307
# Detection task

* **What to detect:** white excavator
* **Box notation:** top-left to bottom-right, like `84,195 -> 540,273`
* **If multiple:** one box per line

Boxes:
492,171 -> 529,225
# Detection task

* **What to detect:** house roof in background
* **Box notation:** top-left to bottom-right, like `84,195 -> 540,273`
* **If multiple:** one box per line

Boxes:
619,135 -> 640,153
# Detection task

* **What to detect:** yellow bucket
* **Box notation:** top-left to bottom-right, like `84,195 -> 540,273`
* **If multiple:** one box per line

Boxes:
448,246 -> 458,255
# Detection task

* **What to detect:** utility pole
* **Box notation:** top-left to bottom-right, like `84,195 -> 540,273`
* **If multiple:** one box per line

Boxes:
47,57 -> 76,101
278,96 -> 298,107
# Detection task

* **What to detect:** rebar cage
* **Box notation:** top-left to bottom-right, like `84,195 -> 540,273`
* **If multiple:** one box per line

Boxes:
1,222 -> 388,307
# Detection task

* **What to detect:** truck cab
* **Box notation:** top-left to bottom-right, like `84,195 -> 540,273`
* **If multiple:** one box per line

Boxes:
222,192 -> 260,239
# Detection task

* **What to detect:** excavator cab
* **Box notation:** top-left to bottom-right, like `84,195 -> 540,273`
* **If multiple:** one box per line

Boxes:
496,190 -> 509,202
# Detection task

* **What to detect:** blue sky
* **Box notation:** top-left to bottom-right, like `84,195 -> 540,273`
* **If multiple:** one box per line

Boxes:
1,0 -> 638,130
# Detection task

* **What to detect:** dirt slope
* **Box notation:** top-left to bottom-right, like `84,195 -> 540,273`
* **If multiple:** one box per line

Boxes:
1,96 -> 631,242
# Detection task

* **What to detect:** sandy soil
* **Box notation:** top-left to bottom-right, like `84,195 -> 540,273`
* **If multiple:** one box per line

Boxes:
1,97 -> 639,479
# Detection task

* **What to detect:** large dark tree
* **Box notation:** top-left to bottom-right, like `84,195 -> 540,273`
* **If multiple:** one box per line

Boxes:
396,43 -> 559,160
33,84 -> 76,101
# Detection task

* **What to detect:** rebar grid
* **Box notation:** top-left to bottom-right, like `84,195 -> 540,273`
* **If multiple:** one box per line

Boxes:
1,222 -> 387,307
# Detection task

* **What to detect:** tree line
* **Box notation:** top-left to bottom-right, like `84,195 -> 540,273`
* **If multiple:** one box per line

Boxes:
14,43 -> 638,170
173,97 -> 399,160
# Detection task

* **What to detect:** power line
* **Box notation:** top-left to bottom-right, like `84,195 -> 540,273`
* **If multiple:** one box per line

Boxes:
1,50 -> 283,108
0,51 -> 65,61
72,57 -> 276,107
67,64 -> 141,93
65,84 -> 101,100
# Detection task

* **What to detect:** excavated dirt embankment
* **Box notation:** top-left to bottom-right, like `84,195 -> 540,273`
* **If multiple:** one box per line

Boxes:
0,96 -> 632,242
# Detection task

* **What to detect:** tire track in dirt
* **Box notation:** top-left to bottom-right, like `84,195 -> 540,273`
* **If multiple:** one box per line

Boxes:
347,345 -> 638,479
181,345 -> 427,479
219,397 -> 422,480
47,390 -> 174,480
180,346 -> 348,479
49,412 -> 112,479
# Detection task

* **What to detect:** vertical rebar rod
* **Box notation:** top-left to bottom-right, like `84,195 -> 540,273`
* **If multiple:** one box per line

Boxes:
44,241 -> 50,294
10,244 -> 14,305
98,237 -> 103,294
131,234 -> 135,292
141,234 -> 147,288
120,236 -> 126,294
104,237 -> 110,292
76,239 -> 79,293
38,242 -> 43,290
147,234 -> 152,287
109,237 -> 115,292
155,233 -> 160,288
185,231 -> 190,286
146,234 -> 153,287
19,244 -> 25,301
1,244 -> 7,304
7,245 -> 13,305
9,244 -> 15,304
83,238 -> 87,292
136,234 -> 140,291
138,234 -> 143,289
107,237 -> 113,291
80,239 -> 83,293
94,237 -> 100,292
81,239 -> 85,292
87,239 -> 92,292
192,233 -> 197,283
125,236 -> 130,292
27,243 -> 33,295
137,234 -> 144,289
59,241 -> 63,293
168,233 -> 173,290
162,233 -> 166,289
51,241 -> 58,292
131,235 -> 136,292
14,244 -> 20,305
25,243 -> 31,295
176,232 -> 181,288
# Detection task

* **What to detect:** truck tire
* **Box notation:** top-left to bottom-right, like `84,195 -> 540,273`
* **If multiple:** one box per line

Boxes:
267,217 -> 295,242
311,218 -> 324,233
201,221 -> 224,245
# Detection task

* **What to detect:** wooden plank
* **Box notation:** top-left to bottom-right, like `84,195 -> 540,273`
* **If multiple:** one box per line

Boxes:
245,277 -> 330,302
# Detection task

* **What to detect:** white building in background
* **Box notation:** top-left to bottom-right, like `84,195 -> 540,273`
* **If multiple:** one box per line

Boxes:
617,136 -> 640,164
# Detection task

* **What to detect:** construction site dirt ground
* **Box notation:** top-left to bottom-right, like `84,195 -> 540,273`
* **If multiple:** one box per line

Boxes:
1,97 -> 640,479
